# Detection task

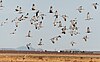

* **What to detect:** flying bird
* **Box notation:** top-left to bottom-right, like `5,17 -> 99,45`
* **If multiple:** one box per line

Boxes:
62,15 -> 68,21
77,6 -> 84,13
49,6 -> 53,13
0,0 -> 3,7
26,43 -> 31,50
26,30 -> 31,37
85,12 -> 93,20
38,39 -> 43,46
54,10 -> 58,19
92,3 -> 99,9
24,13 -> 29,19
83,35 -> 88,42
36,10 -> 39,17
86,27 -> 91,33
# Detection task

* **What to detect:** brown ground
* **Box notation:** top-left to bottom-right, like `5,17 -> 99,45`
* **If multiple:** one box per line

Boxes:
0,53 -> 100,62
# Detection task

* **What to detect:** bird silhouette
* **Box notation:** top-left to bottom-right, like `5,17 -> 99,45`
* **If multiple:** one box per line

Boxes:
85,12 -> 93,20
70,41 -> 76,46
86,27 -> 91,33
26,43 -> 31,50
62,15 -> 68,21
77,6 -> 84,13
38,39 -> 43,46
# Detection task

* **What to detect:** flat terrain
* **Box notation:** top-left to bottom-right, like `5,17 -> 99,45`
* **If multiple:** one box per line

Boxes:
0,50 -> 100,62
0,53 -> 99,62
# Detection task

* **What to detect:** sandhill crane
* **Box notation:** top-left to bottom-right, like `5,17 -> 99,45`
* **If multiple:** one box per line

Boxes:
70,41 -> 76,46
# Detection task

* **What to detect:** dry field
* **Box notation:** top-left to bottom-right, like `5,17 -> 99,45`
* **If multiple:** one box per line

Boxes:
0,53 -> 100,62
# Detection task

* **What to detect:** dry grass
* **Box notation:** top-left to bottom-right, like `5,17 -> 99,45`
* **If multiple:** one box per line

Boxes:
0,53 -> 100,62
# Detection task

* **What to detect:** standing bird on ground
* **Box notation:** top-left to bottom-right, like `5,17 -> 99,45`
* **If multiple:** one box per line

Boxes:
92,3 -> 99,9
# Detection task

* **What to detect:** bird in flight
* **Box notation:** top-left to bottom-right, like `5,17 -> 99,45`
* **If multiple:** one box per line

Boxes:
70,41 -> 76,46
0,0 -> 3,7
83,35 -> 88,42
77,6 -> 84,13
86,27 -> 91,33
92,3 -> 99,9
26,43 -> 31,50
38,39 -> 43,46
26,30 -> 32,37
49,6 -> 53,13
85,12 -> 93,20
50,35 -> 61,44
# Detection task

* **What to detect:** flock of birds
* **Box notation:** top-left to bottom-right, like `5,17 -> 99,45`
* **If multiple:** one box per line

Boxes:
0,0 -> 99,50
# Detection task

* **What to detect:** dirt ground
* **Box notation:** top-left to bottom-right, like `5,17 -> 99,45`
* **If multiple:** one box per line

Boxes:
0,53 -> 100,62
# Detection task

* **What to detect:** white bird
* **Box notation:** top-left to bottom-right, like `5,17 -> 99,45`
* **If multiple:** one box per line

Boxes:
92,3 -> 99,9
26,43 -> 31,50
38,39 -> 43,46
70,41 -> 76,46
49,6 -> 53,13
32,4 -> 36,10
77,6 -> 84,13
0,0 -> 3,7
26,30 -> 31,37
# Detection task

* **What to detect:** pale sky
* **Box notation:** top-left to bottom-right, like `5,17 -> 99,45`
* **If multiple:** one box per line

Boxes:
0,0 -> 99,51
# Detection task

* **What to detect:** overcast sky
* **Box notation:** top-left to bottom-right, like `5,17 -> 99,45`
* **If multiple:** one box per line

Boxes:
0,0 -> 99,51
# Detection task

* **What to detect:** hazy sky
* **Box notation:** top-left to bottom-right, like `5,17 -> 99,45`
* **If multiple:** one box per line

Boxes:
0,0 -> 100,51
